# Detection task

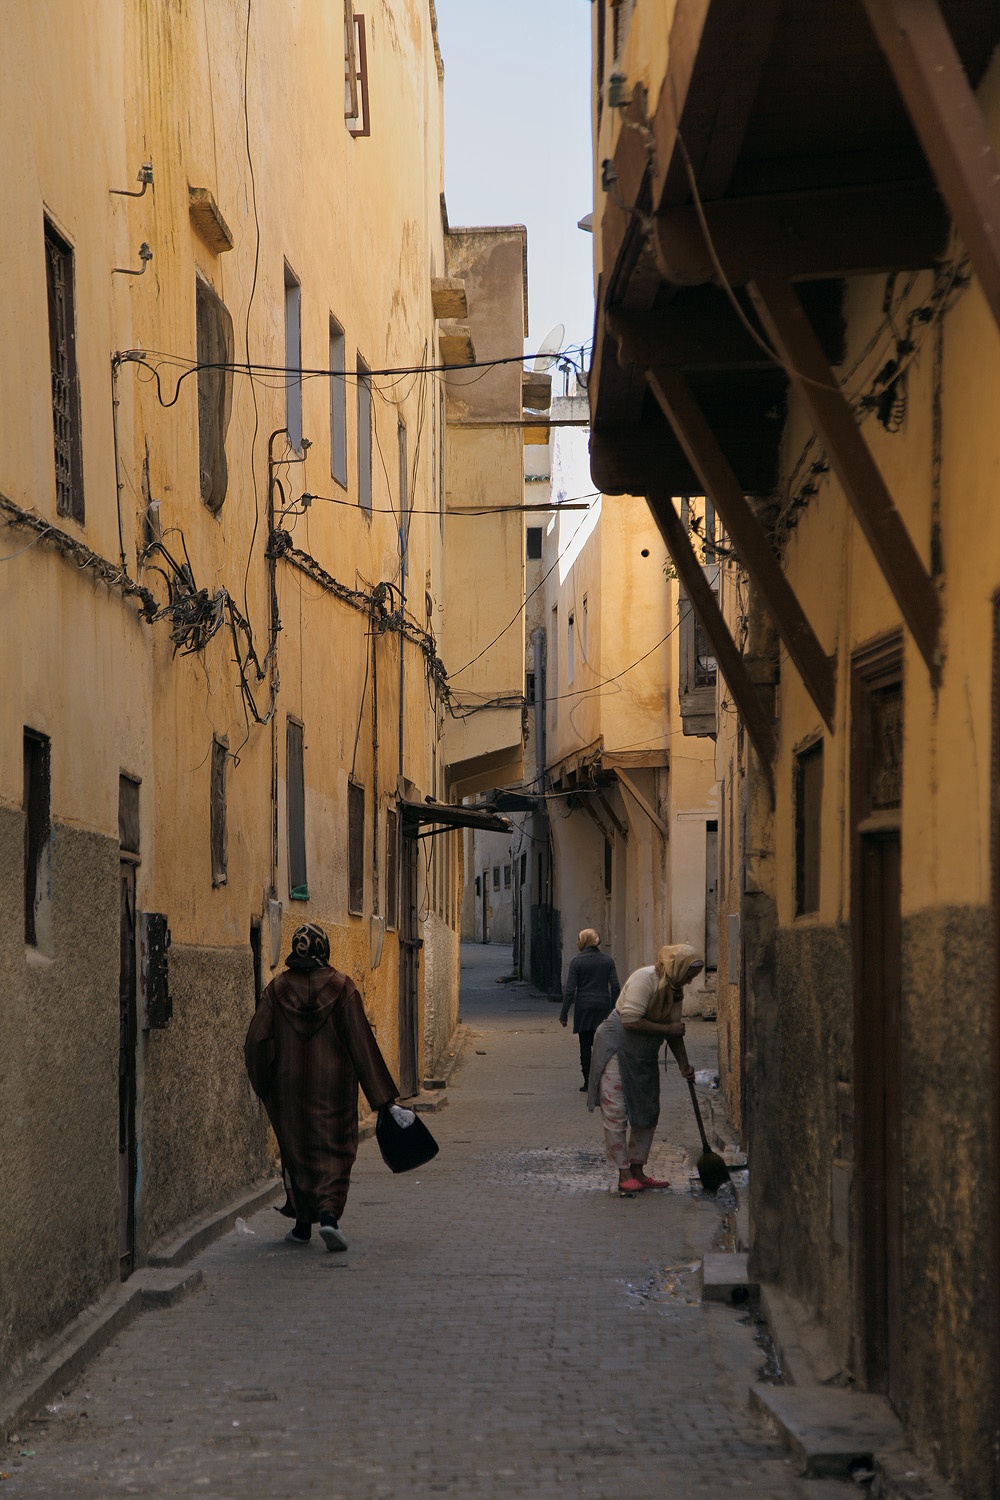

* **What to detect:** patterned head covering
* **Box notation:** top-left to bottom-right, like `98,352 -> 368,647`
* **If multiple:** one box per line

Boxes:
285,922 -> 331,972
654,943 -> 702,988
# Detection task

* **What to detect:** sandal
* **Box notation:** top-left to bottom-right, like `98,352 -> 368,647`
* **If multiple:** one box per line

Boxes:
618,1178 -> 645,1195
635,1174 -> 670,1189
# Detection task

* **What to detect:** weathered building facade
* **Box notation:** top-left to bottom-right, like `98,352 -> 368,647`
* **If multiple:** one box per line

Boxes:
1,0 -> 522,1395
589,2 -> 1000,1495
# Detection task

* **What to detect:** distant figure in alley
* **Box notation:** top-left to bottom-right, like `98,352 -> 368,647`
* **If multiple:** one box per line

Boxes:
559,928 -> 620,1090
587,943 -> 703,1195
244,922 -> 400,1251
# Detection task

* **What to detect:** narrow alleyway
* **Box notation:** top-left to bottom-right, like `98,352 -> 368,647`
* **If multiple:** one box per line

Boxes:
1,946 -> 855,1499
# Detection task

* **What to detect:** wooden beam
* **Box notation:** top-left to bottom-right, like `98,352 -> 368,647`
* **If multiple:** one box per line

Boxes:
646,366 -> 836,730
594,789 -> 628,841
578,793 -> 613,846
645,487 -> 777,782
862,0 -> 1000,337
653,179 -> 949,287
614,769 -> 670,841
748,276 -> 941,679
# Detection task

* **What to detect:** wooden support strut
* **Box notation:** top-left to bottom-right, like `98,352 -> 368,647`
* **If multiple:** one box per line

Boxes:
614,769 -> 670,841
862,0 -> 1000,340
647,366 -> 836,731
747,276 -> 941,681
645,487 -> 777,784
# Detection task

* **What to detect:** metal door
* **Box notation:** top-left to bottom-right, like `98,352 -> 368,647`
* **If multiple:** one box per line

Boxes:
397,828 -> 421,1097
705,822 -> 719,971
118,861 -> 137,1279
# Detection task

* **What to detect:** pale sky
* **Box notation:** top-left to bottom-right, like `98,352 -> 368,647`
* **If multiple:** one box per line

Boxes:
434,0 -> 595,365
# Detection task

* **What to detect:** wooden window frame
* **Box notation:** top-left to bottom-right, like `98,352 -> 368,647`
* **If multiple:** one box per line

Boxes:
345,6 -> 370,138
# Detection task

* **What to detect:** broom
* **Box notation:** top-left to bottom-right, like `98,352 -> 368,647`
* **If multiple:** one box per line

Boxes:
687,1077 -> 731,1192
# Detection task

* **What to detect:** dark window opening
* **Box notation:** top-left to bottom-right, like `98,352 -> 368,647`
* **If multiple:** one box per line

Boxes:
503,863 -> 511,889
795,741 -> 823,915
604,836 -> 613,896
475,875 -> 481,896
211,737 -> 228,887
44,219 -> 83,521
118,774 -> 141,859
287,719 -> 307,898
330,316 -> 347,487
520,852 -> 526,885
196,276 -> 234,513
526,526 -> 542,560
492,865 -> 500,891
357,355 -> 372,513
24,729 -> 51,946
525,670 -> 536,706
386,807 -> 398,931
284,265 -> 302,453
348,779 -> 365,915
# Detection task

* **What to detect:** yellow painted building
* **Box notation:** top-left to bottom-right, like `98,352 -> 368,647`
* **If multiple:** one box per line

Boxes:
588,3 -> 1000,1496
0,0 -> 523,1393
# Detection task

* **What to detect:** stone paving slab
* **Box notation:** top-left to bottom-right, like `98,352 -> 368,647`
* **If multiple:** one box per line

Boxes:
0,944 -> 861,1499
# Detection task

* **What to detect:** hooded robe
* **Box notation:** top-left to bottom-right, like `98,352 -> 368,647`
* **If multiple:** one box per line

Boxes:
245,965 -> 398,1222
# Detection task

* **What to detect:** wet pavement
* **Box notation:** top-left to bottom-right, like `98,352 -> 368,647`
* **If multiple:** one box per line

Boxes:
0,943 -> 858,1498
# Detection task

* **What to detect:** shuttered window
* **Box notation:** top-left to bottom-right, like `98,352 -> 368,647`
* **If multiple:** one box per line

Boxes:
196,276 -> 233,513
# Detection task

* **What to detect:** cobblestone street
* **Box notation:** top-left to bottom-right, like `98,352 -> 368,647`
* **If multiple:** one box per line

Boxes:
1,946 -> 855,1499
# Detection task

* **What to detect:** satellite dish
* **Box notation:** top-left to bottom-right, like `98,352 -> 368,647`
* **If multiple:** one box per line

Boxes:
533,323 -> 565,373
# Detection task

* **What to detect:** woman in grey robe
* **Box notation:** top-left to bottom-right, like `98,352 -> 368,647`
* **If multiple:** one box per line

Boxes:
587,943 -> 703,1195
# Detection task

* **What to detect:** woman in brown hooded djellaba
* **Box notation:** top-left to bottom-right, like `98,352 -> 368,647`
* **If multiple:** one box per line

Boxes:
245,922 -> 399,1251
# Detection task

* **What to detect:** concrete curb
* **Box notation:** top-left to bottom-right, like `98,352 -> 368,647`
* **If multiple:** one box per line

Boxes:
0,1267 -> 201,1443
147,1177 -> 284,1267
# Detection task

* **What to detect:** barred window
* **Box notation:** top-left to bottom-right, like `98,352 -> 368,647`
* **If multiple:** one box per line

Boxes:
348,779 -> 365,915
44,220 -> 83,521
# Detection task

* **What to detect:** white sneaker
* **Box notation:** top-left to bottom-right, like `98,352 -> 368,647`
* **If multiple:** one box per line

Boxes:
284,1228 -> 310,1246
319,1221 -> 347,1252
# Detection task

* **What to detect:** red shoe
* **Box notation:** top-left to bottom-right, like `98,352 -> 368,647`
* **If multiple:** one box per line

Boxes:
618,1178 -> 645,1195
631,1170 -> 671,1189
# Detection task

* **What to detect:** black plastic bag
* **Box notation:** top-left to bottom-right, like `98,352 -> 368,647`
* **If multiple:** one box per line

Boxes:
376,1104 -> 440,1174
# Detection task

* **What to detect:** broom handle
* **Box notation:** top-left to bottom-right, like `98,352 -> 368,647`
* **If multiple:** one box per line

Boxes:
687,1077 -> 711,1153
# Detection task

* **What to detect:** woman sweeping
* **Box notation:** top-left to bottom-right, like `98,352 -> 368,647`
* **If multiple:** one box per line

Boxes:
587,943 -> 703,1195
244,922 -> 400,1250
